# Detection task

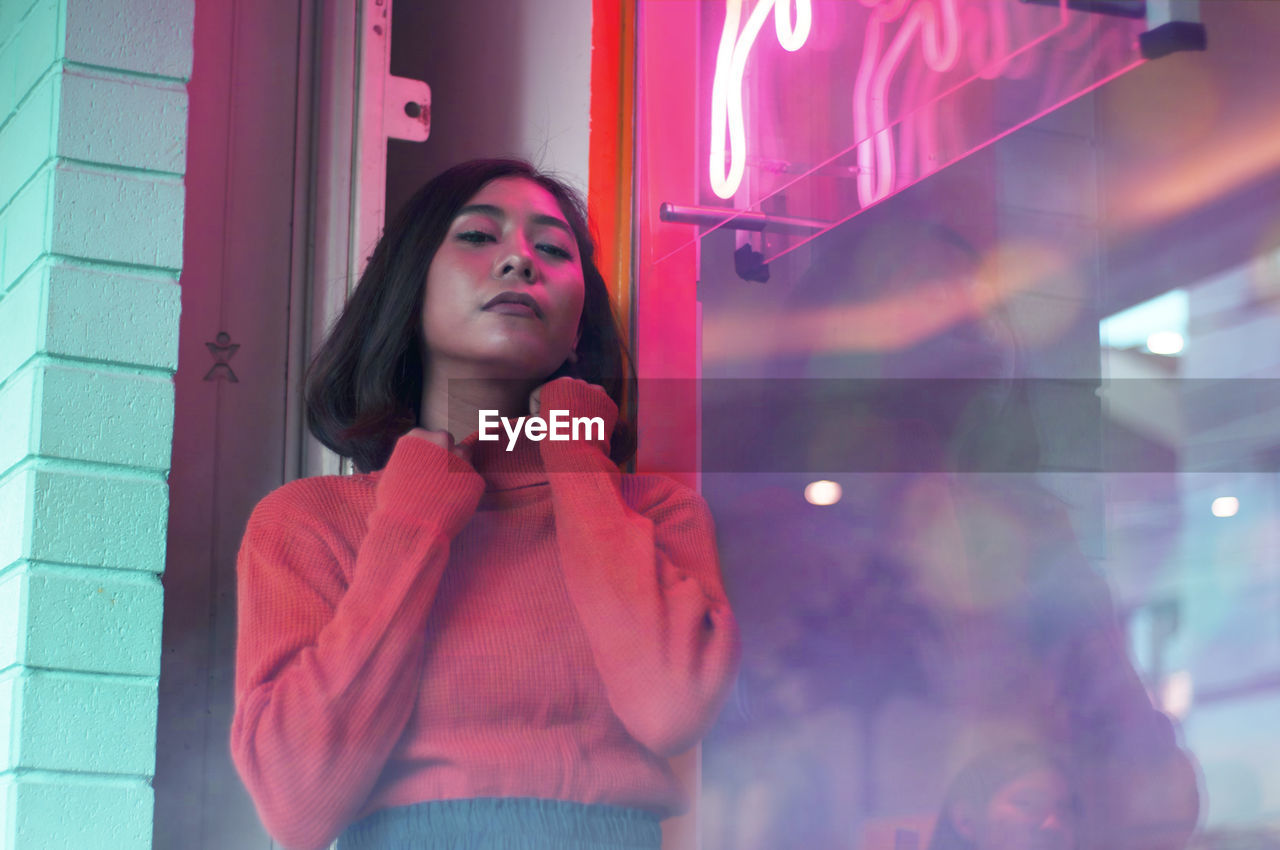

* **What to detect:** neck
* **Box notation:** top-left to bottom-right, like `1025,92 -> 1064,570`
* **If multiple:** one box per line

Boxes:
420,367 -> 538,444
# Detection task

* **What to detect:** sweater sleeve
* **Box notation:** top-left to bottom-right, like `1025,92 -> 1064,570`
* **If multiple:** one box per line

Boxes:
537,378 -> 743,757
230,434 -> 485,850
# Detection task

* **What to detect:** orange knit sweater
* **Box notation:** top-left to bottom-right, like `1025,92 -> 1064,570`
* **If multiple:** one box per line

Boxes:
230,379 -> 741,850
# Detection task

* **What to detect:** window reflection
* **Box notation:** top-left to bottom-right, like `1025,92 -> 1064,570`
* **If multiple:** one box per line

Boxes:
633,3 -> 1280,846
696,207 -> 1275,848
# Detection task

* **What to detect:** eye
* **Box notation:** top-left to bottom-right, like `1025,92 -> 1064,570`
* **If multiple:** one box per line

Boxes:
457,230 -> 496,244
537,243 -> 573,260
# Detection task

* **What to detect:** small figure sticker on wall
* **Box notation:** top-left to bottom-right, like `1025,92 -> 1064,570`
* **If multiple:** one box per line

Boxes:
205,332 -> 240,383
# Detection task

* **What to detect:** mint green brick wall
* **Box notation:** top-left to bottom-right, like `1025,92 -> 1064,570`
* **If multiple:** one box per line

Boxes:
0,72 -> 57,204
50,164 -> 185,268
0,169 -> 53,293
64,0 -> 193,79
0,466 -> 170,573
0,265 -> 41,377
0,571 -> 23,670
0,0 -> 191,845
0,367 -> 37,472
0,0 -> 43,50
0,474 -> 29,571
0,361 -> 175,473
0,774 -> 153,850
1,671 -> 158,774
13,566 -> 163,676
0,1 -> 61,121
59,69 -> 187,172
0,261 -> 182,379
0,68 -> 188,199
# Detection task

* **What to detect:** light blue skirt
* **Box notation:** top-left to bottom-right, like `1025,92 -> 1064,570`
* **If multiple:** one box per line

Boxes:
336,797 -> 663,850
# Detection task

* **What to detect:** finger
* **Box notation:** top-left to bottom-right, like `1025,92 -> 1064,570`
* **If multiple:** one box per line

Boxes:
454,442 -> 474,465
407,428 -> 454,453
407,427 -> 438,445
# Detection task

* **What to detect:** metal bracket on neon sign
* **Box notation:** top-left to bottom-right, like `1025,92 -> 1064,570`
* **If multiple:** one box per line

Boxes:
659,202 -> 830,235
1019,0 -> 1205,59
361,0 -> 431,143
352,0 -> 430,286
1141,0 -> 1206,60
384,74 -> 431,142
659,203 -> 834,284
1019,0 -> 1145,19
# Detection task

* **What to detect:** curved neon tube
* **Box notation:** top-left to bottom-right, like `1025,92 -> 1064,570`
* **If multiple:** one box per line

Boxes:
710,0 -> 813,199
854,0 -> 963,206
709,0 -> 1045,209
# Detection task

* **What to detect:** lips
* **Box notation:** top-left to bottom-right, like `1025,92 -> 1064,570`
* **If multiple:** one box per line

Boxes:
483,291 -> 542,318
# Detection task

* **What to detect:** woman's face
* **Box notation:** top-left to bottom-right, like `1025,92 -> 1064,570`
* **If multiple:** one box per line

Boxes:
966,768 -> 1076,850
421,176 -> 585,382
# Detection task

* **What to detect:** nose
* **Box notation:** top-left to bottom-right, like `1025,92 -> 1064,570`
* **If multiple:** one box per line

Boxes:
495,240 -> 537,283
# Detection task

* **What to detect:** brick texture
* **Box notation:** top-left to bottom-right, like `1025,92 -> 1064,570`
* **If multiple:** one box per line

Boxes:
0,0 -> 190,842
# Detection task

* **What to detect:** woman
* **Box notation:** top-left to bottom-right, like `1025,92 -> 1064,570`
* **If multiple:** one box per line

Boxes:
230,159 -> 742,850
927,745 -> 1079,850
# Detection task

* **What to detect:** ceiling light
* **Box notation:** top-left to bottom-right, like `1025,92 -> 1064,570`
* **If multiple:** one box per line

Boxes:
804,480 -> 841,506
1146,331 -> 1184,355
1211,496 -> 1239,517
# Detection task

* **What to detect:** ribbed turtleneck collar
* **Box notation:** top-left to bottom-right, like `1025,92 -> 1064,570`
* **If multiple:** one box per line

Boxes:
458,430 -> 547,491
366,430 -> 551,492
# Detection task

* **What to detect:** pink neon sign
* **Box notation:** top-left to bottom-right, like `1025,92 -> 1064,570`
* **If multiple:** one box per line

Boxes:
708,0 -> 1096,206
854,0 -> 963,204
691,0 -> 1146,265
709,0 -> 813,199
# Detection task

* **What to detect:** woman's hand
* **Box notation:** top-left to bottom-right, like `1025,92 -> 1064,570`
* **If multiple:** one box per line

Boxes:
405,427 -> 474,466
529,377 -> 619,460
528,376 -> 606,418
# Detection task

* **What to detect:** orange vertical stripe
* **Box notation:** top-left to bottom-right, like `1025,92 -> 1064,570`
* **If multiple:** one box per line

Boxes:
588,0 -> 637,333
591,7 -> 703,850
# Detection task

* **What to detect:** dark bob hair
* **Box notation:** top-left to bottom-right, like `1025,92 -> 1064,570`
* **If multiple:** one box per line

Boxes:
304,158 -> 636,474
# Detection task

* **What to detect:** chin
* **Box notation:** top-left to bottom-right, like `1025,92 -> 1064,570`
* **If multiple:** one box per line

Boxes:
474,356 -> 562,383
434,340 -> 568,384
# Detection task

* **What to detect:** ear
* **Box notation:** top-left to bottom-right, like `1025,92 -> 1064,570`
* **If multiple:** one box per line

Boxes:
566,324 -> 581,363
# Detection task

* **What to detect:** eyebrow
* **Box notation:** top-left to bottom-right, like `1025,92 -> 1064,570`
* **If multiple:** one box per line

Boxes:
454,204 -> 573,236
